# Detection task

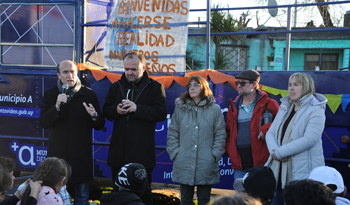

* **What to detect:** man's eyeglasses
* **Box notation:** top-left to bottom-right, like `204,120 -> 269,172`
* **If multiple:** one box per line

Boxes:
187,83 -> 200,89
235,81 -> 251,87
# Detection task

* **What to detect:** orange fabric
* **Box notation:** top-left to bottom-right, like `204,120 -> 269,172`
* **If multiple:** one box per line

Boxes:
78,64 -> 121,82
78,64 -> 262,90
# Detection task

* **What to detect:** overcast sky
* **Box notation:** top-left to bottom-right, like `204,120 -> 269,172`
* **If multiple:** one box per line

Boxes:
187,0 -> 350,28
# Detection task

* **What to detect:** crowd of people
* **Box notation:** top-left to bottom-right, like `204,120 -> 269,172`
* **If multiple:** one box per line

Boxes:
0,51 -> 347,205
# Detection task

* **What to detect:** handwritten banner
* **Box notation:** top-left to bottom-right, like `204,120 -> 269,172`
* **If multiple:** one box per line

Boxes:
104,0 -> 190,75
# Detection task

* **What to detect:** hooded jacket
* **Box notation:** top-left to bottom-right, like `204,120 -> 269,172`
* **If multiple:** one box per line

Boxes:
265,93 -> 327,181
100,192 -> 144,205
166,96 -> 226,185
225,90 -> 279,169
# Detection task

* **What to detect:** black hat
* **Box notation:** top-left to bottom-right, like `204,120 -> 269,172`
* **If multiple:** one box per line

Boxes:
114,163 -> 147,196
234,166 -> 276,201
235,69 -> 260,83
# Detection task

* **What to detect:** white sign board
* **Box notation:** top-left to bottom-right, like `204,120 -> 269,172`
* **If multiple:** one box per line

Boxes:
104,0 -> 190,75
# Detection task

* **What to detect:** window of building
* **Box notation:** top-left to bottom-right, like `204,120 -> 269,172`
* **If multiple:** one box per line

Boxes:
304,53 -> 339,70
0,3 -> 75,67
218,45 -> 248,70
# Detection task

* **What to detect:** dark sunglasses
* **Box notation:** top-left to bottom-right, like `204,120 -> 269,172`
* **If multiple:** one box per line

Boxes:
235,81 -> 251,86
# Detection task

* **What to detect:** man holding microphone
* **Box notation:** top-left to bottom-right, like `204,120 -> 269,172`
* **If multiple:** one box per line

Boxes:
39,60 -> 105,205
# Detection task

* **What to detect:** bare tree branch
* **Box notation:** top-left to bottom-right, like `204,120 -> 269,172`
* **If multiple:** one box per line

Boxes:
315,0 -> 334,27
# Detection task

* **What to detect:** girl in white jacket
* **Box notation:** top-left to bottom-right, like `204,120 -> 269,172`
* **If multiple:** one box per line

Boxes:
265,73 -> 327,205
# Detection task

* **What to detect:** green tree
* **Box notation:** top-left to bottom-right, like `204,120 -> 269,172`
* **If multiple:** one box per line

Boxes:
185,50 -> 203,70
211,50 -> 231,70
210,4 -> 242,70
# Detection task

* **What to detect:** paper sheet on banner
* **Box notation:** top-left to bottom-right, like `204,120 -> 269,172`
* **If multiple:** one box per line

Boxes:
104,0 -> 190,75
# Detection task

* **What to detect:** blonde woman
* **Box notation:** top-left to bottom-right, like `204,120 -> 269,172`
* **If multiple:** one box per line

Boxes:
265,73 -> 327,205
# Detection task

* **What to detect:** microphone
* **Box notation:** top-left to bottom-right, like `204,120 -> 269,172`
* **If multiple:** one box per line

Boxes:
61,84 -> 68,105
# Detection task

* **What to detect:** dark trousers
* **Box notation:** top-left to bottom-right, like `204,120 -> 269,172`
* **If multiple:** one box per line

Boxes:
180,184 -> 212,205
111,166 -> 153,205
271,179 -> 284,205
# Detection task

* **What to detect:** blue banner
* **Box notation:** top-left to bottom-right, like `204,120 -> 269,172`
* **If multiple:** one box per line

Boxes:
0,106 -> 40,118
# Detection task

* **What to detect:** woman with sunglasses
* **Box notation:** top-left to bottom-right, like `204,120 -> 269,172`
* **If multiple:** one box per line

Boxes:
265,73 -> 327,205
167,75 -> 226,205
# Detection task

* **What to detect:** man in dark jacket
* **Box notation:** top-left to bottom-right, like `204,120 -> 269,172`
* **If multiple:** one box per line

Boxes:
226,69 -> 279,184
100,163 -> 147,205
39,60 -> 105,205
103,51 -> 167,205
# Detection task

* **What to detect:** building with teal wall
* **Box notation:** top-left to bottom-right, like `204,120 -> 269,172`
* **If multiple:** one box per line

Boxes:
187,27 -> 350,71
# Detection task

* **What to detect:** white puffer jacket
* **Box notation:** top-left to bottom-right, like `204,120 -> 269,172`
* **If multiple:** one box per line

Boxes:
265,93 -> 327,181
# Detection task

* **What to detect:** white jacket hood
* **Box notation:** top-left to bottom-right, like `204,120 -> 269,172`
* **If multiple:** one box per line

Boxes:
280,93 -> 327,109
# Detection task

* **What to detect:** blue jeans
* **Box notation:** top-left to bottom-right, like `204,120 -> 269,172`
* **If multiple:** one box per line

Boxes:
180,184 -> 212,205
271,185 -> 284,205
233,168 -> 252,182
73,182 -> 89,205
233,168 -> 251,192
